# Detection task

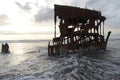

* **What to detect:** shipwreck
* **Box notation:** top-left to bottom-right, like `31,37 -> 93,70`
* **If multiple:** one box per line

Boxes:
48,4 -> 111,56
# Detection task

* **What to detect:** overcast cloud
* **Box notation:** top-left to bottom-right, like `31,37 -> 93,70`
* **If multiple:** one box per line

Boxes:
32,0 -> 120,29
86,0 -> 120,29
15,1 -> 32,12
0,0 -> 119,30
33,0 -> 88,22
0,14 -> 9,26
34,7 -> 53,22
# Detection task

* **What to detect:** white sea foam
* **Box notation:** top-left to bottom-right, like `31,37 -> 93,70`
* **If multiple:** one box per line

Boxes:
0,38 -> 120,80
20,76 -> 38,80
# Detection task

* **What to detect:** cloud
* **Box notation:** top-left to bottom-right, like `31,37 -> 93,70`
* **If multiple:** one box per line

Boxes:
33,0 -> 89,23
15,1 -> 32,12
34,7 -> 53,22
69,0 -> 89,7
0,14 -> 9,26
13,0 -> 119,29
14,0 -> 89,23
86,0 -> 120,29
86,0 -> 120,19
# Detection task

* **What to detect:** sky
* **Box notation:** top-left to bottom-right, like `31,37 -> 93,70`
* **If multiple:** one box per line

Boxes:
0,0 -> 120,35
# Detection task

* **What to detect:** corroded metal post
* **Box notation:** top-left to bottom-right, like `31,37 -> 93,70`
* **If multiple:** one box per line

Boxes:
103,21 -> 104,37
54,5 -> 56,38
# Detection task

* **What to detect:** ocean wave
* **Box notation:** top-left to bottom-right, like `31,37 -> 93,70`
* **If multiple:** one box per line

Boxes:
1,54 -> 120,80
0,41 -> 120,80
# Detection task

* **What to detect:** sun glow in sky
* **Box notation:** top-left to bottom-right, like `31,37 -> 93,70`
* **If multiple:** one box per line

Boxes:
0,0 -> 54,34
0,0 -> 119,40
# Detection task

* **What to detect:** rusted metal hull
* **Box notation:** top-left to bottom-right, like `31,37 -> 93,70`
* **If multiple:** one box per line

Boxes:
48,31 -> 111,56
48,4 -> 111,56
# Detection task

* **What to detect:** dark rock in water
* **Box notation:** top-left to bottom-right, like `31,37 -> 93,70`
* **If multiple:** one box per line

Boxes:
1,43 -> 10,53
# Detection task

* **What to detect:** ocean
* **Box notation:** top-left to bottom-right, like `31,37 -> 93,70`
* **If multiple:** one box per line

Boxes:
0,34 -> 120,80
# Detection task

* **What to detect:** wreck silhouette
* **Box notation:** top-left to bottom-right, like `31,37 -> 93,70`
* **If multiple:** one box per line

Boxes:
48,4 -> 111,56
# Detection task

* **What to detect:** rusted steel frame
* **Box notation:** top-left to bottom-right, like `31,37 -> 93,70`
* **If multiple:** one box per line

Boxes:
48,4 -> 112,56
